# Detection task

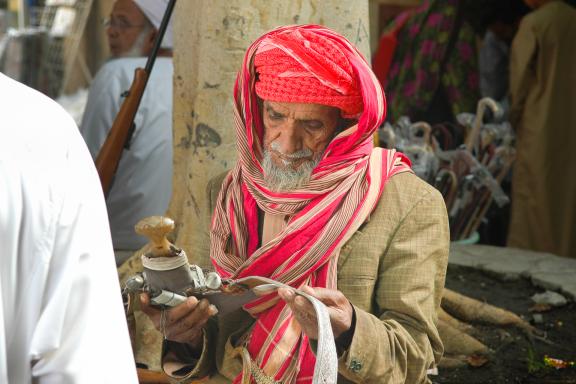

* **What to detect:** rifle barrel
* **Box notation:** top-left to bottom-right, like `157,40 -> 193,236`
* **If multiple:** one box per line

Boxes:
144,0 -> 177,75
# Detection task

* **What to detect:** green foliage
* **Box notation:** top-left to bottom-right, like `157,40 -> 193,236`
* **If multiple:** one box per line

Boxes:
526,347 -> 548,375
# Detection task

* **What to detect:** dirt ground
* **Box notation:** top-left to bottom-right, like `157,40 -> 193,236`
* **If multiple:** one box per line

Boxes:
434,265 -> 576,384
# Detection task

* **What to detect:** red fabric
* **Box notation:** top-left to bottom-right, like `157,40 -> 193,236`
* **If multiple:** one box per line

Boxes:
372,10 -> 413,87
372,33 -> 399,87
210,25 -> 412,383
254,28 -> 363,118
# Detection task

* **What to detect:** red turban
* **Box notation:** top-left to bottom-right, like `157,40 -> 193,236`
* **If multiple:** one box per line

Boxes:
254,28 -> 364,118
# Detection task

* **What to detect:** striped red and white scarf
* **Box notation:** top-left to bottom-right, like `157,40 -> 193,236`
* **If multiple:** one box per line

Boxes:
210,25 -> 411,383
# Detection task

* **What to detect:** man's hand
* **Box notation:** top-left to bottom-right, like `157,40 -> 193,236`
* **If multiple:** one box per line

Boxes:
140,293 -> 218,351
278,286 -> 353,340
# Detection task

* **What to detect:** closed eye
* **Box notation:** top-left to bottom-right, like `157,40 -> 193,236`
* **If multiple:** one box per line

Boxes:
303,120 -> 323,130
266,106 -> 285,121
269,112 -> 284,120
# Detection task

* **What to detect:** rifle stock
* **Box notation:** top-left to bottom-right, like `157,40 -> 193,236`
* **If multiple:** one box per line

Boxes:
95,68 -> 148,195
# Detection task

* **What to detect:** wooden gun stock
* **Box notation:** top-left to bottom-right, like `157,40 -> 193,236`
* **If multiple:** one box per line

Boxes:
95,68 -> 148,195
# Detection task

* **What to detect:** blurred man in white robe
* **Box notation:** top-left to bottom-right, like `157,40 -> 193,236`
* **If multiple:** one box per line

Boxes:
0,72 -> 138,383
80,0 -> 174,265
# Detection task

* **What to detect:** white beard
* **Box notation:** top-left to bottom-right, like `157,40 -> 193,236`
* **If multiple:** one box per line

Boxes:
117,28 -> 149,58
262,146 -> 321,192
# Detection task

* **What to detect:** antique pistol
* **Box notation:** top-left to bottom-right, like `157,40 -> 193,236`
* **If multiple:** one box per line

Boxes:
123,216 -> 296,315
122,216 -> 223,307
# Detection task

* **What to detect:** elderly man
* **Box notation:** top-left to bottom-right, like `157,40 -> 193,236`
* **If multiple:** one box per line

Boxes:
142,25 -> 449,383
80,0 -> 173,265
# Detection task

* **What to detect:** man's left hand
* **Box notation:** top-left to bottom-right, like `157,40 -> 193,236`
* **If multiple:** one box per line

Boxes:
278,285 -> 353,340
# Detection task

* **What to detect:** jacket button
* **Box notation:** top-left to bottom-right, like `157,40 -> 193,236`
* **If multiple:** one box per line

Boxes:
349,359 -> 363,372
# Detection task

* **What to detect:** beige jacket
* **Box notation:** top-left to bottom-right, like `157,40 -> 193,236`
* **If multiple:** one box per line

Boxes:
165,171 -> 449,383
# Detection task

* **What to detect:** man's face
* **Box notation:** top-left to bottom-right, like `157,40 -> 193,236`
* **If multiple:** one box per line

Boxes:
261,100 -> 340,191
106,0 -> 151,57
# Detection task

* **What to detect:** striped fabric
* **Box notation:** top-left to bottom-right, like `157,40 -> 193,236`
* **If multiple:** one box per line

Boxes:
210,25 -> 412,384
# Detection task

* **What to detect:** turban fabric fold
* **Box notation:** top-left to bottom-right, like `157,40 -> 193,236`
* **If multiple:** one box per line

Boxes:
210,25 -> 411,384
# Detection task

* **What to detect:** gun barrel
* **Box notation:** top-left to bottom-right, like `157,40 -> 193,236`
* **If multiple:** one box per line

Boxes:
145,0 -> 177,74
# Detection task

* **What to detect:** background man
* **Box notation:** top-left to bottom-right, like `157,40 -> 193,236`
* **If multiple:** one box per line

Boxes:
0,72 -> 137,383
507,0 -> 576,258
80,0 -> 174,265
142,25 -> 450,383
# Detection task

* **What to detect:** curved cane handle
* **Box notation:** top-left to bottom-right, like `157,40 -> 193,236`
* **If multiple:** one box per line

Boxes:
465,97 -> 500,153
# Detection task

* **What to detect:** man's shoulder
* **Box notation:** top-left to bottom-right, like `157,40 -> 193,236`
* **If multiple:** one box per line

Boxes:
2,73 -> 77,151
522,2 -> 575,30
384,170 -> 439,196
208,171 -> 231,192
93,58 -> 148,84
100,57 -> 148,70
375,171 -> 445,218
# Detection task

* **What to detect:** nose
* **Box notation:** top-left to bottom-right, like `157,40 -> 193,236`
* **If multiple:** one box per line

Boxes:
273,121 -> 302,155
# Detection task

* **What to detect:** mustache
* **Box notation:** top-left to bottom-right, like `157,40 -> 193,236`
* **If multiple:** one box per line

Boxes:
268,142 -> 313,161
262,149 -> 320,192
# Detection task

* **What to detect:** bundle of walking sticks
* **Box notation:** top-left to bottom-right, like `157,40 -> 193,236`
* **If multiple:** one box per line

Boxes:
380,97 -> 516,241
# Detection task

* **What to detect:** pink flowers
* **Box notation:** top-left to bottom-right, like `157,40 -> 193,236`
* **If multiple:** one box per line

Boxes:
421,40 -> 436,56
468,72 -> 479,89
403,54 -> 413,69
458,43 -> 474,61
427,14 -> 443,28
409,24 -> 420,38
403,81 -> 417,97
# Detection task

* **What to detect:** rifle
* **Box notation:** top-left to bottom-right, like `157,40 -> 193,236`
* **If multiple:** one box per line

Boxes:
95,0 -> 177,195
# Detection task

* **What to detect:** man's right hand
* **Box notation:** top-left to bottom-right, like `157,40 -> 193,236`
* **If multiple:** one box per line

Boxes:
140,293 -> 218,351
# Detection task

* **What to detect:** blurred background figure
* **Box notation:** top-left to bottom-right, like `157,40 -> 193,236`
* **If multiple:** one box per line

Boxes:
79,0 -> 174,265
0,72 -> 138,383
507,0 -> 576,258
377,0 -> 480,124
467,0 -> 530,118
456,0 -> 530,246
